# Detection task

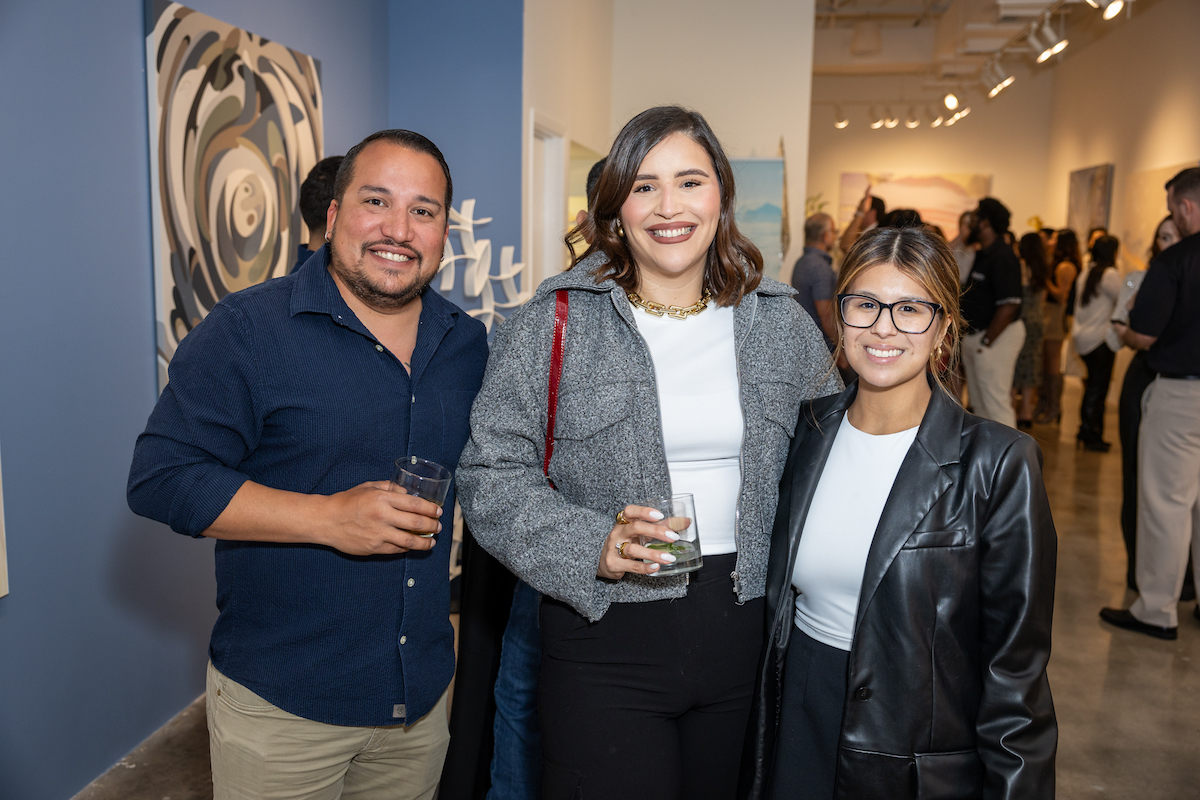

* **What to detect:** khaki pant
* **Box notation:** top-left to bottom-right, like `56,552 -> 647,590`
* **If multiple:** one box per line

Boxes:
961,321 -> 1025,428
1130,378 -> 1200,628
206,662 -> 450,800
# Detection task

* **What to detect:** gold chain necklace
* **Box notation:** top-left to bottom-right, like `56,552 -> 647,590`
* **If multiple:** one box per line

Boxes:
627,287 -> 712,320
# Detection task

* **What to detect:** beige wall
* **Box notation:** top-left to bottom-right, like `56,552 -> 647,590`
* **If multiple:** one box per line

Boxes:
1045,0 -> 1200,267
807,67 -> 1056,244
611,0 -> 817,279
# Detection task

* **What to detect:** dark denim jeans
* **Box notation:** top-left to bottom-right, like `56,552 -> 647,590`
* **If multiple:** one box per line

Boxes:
486,580 -> 542,800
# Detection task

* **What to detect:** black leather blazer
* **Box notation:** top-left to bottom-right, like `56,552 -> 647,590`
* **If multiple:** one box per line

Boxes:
742,381 -> 1057,800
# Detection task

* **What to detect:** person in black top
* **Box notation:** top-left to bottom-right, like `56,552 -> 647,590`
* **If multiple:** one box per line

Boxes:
294,155 -> 344,271
959,197 -> 1024,427
1102,166 -> 1200,640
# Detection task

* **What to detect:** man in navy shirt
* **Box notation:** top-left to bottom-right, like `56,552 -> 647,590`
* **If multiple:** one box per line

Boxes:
129,130 -> 488,798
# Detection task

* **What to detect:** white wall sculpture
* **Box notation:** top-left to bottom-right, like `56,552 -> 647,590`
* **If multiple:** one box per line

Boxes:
438,199 -> 532,331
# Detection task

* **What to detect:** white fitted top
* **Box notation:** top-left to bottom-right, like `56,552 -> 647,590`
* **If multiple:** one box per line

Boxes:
633,302 -> 742,555
792,415 -> 918,650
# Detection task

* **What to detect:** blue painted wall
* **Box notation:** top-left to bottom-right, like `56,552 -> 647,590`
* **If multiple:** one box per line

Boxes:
388,0 -> 526,318
0,2 -> 389,797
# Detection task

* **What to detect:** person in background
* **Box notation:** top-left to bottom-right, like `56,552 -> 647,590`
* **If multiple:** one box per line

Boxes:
950,210 -> 978,286
295,155 -> 344,272
881,208 -> 922,228
1071,235 -> 1122,452
747,226 -> 1057,800
839,186 -> 886,254
1014,233 -> 1049,428
482,155 -> 608,800
1034,229 -> 1082,424
960,198 -> 1025,427
1115,216 -> 1181,590
790,213 -> 839,349
458,106 -> 838,800
1103,166 -> 1200,640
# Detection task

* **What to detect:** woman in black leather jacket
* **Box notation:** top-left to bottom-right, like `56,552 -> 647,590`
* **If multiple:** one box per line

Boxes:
744,226 -> 1057,800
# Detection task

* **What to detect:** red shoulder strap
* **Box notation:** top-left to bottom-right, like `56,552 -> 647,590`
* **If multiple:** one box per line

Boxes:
543,289 -> 569,480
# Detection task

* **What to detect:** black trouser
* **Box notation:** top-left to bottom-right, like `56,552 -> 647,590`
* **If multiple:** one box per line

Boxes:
538,554 -> 763,800
1078,344 -> 1117,444
767,628 -> 848,800
1119,352 -> 1157,589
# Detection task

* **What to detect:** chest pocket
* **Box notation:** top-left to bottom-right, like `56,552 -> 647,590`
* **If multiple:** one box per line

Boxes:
901,529 -> 972,549
755,381 -> 802,437
553,382 -> 636,441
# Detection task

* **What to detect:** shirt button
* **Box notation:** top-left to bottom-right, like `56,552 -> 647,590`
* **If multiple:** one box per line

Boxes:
407,578 -> 415,587
855,687 -> 872,701
375,344 -> 383,352
399,636 -> 407,645
411,395 -> 416,403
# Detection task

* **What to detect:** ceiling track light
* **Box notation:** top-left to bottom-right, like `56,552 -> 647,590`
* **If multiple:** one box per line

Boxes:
1035,17 -> 1067,63
869,107 -> 884,129
928,107 -> 944,127
987,62 -> 1014,98
834,106 -> 849,129
904,108 -> 920,129
884,108 -> 899,128
1098,0 -> 1125,20
944,91 -> 959,111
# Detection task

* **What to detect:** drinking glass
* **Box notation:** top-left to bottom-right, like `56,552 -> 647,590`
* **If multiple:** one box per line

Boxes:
392,457 -> 452,536
640,493 -> 702,576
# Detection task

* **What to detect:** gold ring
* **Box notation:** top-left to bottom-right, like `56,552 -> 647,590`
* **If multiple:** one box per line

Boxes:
616,510 -> 630,525
616,541 -> 629,559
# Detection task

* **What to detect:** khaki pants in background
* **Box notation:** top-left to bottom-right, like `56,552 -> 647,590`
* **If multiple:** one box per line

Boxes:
961,320 -> 1026,429
206,662 -> 450,800
1130,378 -> 1200,628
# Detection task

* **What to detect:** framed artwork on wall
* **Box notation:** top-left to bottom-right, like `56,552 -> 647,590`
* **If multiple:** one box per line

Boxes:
1,443 -> 8,598
839,172 -> 992,238
1121,161 -> 1199,272
1067,164 -> 1115,243
731,159 -> 786,279
145,1 -> 324,391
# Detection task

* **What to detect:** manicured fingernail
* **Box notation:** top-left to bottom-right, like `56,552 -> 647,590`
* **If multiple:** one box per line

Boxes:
648,563 -> 660,571
648,510 -> 665,520
437,522 -> 443,532
665,531 -> 680,541
660,553 -> 677,563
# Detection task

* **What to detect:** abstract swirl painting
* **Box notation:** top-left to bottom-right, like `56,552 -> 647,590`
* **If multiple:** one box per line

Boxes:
145,2 -> 323,389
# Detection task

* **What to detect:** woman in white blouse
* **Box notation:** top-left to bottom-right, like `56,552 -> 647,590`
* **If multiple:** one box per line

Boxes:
1071,235 -> 1122,452
746,226 -> 1057,800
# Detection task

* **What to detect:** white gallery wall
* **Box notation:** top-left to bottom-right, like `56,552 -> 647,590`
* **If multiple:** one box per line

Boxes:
1045,0 -> 1200,264
611,0 -> 818,279
807,67 -> 1056,239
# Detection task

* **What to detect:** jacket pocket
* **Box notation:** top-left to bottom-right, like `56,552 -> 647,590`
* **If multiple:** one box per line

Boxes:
901,529 -> 971,549
756,381 -> 802,437
553,382 -> 635,440
914,750 -> 984,799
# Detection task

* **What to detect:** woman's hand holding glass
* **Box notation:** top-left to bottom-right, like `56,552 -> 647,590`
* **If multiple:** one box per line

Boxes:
597,504 -> 679,579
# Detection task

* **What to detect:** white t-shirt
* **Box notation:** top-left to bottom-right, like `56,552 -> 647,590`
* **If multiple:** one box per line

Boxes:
633,303 -> 742,555
792,415 -> 918,651
1071,266 -> 1121,356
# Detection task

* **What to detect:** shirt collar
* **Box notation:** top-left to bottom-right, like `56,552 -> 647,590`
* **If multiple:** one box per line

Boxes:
804,246 -> 833,264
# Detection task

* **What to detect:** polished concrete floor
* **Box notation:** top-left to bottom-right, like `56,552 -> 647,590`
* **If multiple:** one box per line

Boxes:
76,378 -> 1200,799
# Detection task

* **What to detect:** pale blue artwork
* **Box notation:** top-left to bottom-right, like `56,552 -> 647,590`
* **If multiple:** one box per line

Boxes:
731,158 -> 785,278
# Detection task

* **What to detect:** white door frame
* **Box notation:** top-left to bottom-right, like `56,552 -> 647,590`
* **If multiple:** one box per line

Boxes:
525,109 -> 570,288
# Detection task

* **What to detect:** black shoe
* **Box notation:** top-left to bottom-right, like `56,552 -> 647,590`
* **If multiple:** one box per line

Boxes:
1100,607 -> 1177,640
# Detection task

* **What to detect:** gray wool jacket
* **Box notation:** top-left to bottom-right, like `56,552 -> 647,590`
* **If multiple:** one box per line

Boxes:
456,253 -> 842,622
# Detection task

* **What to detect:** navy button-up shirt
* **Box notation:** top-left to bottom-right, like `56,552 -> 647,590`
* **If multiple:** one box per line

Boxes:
128,247 -> 488,726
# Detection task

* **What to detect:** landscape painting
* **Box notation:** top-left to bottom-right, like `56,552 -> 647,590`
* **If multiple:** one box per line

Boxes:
145,2 -> 323,390
838,172 -> 991,237
731,159 -> 785,278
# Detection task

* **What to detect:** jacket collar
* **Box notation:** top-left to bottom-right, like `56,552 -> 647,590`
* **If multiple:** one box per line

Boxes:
796,377 -> 965,635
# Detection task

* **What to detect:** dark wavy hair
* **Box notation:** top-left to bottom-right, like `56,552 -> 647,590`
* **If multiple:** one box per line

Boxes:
1018,232 -> 1050,290
1151,215 -> 1177,259
834,226 -> 964,400
1052,228 -> 1082,276
300,156 -> 344,230
1081,235 -> 1119,306
565,106 -> 763,307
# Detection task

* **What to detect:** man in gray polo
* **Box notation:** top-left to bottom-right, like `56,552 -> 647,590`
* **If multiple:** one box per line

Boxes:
789,213 -> 839,350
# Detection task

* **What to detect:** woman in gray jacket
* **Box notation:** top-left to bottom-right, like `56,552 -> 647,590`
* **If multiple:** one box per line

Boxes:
457,106 -> 838,800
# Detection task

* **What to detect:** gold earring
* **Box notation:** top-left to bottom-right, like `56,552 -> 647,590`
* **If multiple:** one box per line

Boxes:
617,221 -> 625,238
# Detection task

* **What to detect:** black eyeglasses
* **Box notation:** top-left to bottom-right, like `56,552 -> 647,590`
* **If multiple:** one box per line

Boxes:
838,293 -> 943,334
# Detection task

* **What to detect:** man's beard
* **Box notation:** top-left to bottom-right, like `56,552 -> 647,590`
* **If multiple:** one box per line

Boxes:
329,237 -> 434,310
